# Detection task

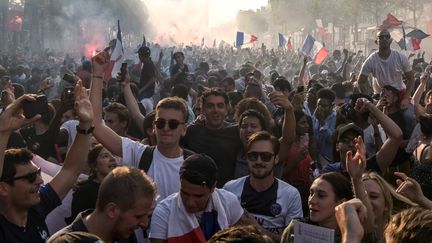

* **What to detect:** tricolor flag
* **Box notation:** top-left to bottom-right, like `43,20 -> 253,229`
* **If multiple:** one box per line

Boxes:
104,20 -> 124,81
398,27 -> 430,51
235,31 -> 258,48
278,33 -> 293,50
301,34 -> 329,64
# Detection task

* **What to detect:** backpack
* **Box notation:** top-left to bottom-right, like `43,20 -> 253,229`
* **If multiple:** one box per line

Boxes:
138,146 -> 195,172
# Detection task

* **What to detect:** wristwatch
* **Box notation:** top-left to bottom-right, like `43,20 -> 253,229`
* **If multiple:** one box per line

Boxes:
76,125 -> 95,134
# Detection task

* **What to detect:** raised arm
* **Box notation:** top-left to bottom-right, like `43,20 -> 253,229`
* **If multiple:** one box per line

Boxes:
413,73 -> 428,117
269,91 -> 295,162
90,47 -> 123,156
121,71 -> 146,134
0,95 -> 41,177
297,56 -> 307,88
356,98 -> 402,172
346,136 -> 375,234
400,70 -> 415,110
49,80 -> 92,200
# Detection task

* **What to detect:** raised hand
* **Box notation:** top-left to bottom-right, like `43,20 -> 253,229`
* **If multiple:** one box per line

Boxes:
74,79 -> 93,126
0,94 -> 41,133
335,198 -> 367,243
394,172 -> 426,205
346,136 -> 366,180
269,91 -> 293,111
1,80 -> 15,107
91,46 -> 111,76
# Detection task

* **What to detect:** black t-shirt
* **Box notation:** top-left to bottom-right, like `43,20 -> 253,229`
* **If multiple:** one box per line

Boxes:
20,127 -> 57,160
0,184 -> 61,243
181,124 -> 242,187
170,64 -> 189,85
139,59 -> 156,97
7,131 -> 27,149
66,179 -> 100,225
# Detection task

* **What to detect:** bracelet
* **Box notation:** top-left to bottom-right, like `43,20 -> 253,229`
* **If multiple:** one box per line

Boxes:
76,125 -> 95,134
92,75 -> 103,79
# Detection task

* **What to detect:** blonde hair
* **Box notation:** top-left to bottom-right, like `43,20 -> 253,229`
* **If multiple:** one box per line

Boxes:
362,172 -> 417,223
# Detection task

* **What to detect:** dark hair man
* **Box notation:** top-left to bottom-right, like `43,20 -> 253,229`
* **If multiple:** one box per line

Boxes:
0,81 -> 91,242
149,154 -> 250,243
224,131 -> 302,240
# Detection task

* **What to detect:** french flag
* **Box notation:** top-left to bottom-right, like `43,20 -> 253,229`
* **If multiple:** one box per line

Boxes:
301,34 -> 329,64
104,20 -> 124,81
278,33 -> 293,50
235,31 -> 257,48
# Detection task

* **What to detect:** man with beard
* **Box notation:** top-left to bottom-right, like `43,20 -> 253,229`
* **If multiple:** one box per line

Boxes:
223,131 -> 302,240
181,88 -> 242,187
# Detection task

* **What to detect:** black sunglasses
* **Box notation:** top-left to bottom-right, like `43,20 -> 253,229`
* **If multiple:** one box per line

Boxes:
246,151 -> 274,162
154,118 -> 185,130
6,168 -> 42,183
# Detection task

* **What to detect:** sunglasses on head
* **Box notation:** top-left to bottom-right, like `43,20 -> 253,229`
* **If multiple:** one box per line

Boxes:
154,118 -> 185,130
246,151 -> 274,162
6,168 -> 42,183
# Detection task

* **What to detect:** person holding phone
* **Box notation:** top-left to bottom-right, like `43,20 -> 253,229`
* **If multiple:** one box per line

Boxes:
0,81 -> 92,242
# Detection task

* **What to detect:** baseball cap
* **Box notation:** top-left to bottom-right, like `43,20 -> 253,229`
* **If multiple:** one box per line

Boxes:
337,123 -> 364,141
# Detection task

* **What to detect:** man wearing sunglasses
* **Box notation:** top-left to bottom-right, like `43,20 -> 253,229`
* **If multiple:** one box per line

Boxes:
0,81 -> 92,242
89,51 -> 190,201
358,29 -> 415,111
223,131 -> 302,241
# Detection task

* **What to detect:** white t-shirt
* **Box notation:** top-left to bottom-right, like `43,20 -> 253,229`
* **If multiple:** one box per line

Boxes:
223,176 -> 303,235
121,137 -> 184,200
149,189 -> 243,240
360,50 -> 411,92
60,119 -> 79,148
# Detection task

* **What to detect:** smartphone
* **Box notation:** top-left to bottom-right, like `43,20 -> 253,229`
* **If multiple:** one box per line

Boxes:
118,62 -> 127,82
297,86 -> 305,93
63,73 -> 76,84
63,87 -> 74,100
22,95 -> 49,119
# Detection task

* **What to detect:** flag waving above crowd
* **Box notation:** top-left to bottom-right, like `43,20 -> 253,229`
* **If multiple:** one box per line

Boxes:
235,31 -> 258,48
301,34 -> 329,64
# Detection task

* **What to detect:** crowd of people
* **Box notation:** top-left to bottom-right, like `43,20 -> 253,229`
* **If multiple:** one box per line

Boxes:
1,27 -> 432,243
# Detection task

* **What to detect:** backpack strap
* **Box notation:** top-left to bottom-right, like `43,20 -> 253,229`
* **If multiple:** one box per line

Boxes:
139,146 -> 156,172
139,146 -> 195,173
182,148 -> 195,159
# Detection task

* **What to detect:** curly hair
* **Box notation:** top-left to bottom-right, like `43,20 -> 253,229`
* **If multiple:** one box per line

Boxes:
385,207 -> 432,243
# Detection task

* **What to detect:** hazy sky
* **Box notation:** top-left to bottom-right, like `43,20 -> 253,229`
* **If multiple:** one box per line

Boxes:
143,0 -> 268,27
142,0 -> 268,44
208,0 -> 268,27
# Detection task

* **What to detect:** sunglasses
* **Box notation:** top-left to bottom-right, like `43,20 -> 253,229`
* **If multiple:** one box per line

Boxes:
7,168 -> 42,183
154,118 -> 185,130
246,151 -> 274,162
